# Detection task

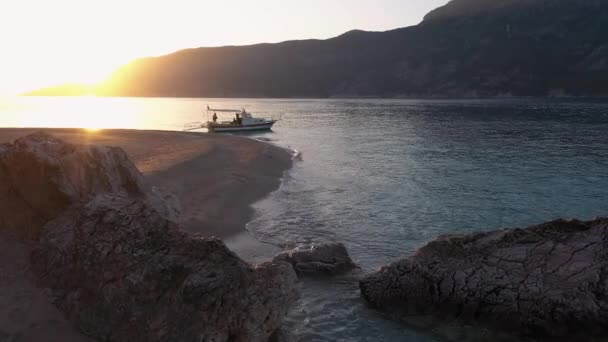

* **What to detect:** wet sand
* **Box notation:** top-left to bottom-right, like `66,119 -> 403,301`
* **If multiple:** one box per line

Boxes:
0,128 -> 292,341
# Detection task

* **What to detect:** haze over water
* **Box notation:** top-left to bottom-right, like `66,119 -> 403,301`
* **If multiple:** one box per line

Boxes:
3,96 -> 608,340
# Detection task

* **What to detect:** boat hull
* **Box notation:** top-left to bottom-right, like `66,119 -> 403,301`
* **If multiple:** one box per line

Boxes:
208,121 -> 276,132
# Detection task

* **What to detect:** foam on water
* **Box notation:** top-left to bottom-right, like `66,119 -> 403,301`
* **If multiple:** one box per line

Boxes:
241,98 -> 608,341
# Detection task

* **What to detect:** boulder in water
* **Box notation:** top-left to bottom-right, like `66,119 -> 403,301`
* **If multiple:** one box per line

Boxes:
360,218 -> 608,338
273,243 -> 357,276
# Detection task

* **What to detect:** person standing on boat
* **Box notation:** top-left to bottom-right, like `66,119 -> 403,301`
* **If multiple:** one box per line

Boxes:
212,112 -> 218,123
236,113 -> 241,125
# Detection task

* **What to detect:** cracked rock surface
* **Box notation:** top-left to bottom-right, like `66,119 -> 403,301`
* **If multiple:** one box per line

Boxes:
360,218 -> 608,338
0,132 -> 298,342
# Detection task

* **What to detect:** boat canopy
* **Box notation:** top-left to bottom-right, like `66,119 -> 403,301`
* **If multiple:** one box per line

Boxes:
207,107 -> 243,113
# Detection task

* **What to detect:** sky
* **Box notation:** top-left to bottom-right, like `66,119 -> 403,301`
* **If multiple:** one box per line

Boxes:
0,0 -> 449,95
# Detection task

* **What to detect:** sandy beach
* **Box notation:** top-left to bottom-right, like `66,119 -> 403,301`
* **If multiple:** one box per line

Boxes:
0,128 -> 292,341
0,128 -> 292,237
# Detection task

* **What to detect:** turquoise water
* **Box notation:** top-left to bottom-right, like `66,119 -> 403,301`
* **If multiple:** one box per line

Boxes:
3,97 -> 608,341
244,99 -> 608,341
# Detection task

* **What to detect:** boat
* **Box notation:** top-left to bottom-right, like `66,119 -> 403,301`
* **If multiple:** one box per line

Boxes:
185,106 -> 280,133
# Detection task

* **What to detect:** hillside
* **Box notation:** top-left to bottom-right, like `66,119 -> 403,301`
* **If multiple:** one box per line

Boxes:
28,0 -> 608,97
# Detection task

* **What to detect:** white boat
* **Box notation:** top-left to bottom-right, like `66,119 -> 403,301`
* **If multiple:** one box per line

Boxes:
184,106 -> 279,133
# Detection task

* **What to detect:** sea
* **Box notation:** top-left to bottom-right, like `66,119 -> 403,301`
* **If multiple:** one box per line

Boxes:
2,96 -> 608,341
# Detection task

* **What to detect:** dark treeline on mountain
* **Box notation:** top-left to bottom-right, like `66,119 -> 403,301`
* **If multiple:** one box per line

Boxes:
28,0 -> 608,98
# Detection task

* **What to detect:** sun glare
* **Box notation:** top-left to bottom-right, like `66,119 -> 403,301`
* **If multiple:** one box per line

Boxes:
13,97 -> 140,130
0,0 -> 447,95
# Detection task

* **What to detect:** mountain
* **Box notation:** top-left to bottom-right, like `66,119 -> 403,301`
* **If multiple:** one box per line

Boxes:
27,0 -> 608,98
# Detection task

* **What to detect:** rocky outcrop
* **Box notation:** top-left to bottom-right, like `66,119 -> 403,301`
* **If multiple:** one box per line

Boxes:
0,132 -> 177,239
0,133 -> 298,342
273,243 -> 356,276
360,218 -> 608,338
422,0 -> 530,23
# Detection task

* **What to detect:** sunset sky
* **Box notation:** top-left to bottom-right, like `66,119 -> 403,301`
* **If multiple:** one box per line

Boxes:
0,0 -> 449,95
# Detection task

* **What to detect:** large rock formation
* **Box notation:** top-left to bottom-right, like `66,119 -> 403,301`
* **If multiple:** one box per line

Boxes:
360,218 -> 608,338
0,132 -> 298,342
273,243 -> 357,277
0,131 -> 177,239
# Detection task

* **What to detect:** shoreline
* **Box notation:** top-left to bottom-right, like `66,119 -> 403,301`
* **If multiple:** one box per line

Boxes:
0,127 -> 293,239
0,131 -> 298,342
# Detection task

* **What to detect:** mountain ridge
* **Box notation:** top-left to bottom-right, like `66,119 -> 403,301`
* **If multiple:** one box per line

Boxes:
26,0 -> 608,98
